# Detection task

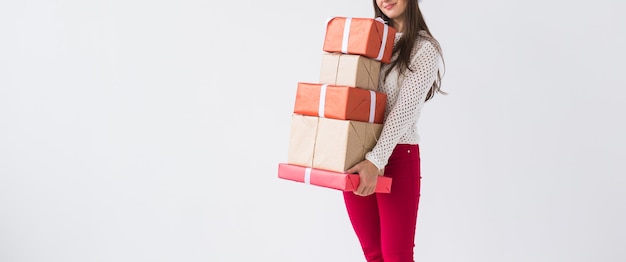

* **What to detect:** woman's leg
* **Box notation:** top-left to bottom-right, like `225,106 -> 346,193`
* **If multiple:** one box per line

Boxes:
377,144 -> 422,262
343,191 -> 384,262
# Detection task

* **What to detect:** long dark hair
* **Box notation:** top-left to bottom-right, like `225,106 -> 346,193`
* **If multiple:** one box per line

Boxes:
373,0 -> 446,101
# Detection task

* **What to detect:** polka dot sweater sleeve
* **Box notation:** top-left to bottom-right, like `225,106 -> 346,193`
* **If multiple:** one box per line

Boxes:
365,37 -> 441,170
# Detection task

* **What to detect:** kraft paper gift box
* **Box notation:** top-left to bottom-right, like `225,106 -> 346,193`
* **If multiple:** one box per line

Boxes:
277,163 -> 392,193
294,82 -> 387,124
323,17 -> 396,64
287,114 -> 383,173
319,53 -> 381,91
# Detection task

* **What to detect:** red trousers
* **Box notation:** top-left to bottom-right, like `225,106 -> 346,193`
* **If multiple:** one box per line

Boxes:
343,144 -> 422,262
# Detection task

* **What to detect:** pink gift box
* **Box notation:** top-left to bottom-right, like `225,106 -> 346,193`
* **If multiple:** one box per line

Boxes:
277,163 -> 392,193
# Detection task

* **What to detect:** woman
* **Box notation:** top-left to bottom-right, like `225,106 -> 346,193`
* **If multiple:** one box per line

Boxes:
343,0 -> 445,261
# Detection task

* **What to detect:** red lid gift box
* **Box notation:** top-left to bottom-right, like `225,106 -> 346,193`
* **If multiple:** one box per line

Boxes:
293,82 -> 387,124
323,17 -> 396,64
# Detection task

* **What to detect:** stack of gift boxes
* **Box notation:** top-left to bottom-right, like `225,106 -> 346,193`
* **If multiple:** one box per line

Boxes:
278,17 -> 397,193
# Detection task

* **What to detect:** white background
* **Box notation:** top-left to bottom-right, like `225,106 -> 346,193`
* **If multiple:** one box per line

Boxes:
1,0 -> 625,261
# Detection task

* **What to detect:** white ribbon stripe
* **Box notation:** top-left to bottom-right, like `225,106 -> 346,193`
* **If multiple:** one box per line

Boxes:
341,17 -> 352,54
318,84 -> 328,118
304,167 -> 312,184
375,18 -> 389,61
369,91 -> 376,123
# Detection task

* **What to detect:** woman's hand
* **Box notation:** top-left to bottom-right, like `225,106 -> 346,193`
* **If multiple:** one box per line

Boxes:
346,160 -> 383,197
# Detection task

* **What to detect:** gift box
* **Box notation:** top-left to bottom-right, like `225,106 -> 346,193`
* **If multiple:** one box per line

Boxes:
278,163 -> 392,193
294,82 -> 386,124
323,17 -> 396,64
287,114 -> 383,173
319,53 -> 381,91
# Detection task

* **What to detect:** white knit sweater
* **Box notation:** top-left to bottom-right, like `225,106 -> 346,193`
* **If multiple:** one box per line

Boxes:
365,32 -> 442,170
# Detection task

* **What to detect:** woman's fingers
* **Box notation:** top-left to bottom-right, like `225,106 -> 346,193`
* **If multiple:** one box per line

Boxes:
345,161 -> 364,174
349,160 -> 379,196
355,186 -> 374,197
354,175 -> 377,196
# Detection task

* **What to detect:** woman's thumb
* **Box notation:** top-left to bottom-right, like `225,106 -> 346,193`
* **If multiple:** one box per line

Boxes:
345,163 -> 360,174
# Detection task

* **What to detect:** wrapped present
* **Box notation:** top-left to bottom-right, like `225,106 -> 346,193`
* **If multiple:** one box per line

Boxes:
294,82 -> 386,124
287,114 -> 382,173
278,163 -> 392,193
319,53 -> 381,91
323,17 -> 396,64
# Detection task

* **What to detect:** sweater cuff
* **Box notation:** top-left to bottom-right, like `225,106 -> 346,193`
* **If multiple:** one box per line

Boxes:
365,153 -> 385,171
